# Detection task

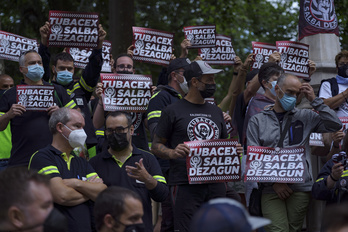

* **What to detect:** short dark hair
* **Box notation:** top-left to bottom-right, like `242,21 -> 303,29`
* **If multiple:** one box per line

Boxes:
94,186 -> 141,231
105,111 -> 132,128
258,63 -> 284,89
114,54 -> 134,69
335,50 -> 348,68
53,52 -> 74,66
322,203 -> 348,232
0,167 -> 50,222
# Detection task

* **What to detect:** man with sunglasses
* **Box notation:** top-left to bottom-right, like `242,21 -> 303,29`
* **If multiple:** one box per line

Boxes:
89,111 -> 168,232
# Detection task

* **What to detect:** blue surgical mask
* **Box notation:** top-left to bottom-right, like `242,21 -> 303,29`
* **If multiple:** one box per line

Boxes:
26,64 -> 44,82
278,86 -> 296,111
268,81 -> 277,96
56,70 -> 73,86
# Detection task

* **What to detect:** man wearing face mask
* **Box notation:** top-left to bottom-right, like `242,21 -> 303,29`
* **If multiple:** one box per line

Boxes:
39,21 -> 107,158
151,61 -> 245,232
95,186 -> 145,232
319,50 -> 348,117
0,50 -> 76,167
89,111 -> 168,232
0,167 -> 68,232
247,74 -> 342,232
29,108 -> 107,232
93,54 -> 150,152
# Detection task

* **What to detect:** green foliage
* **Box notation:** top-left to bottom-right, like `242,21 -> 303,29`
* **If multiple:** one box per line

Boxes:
1,0 -> 347,103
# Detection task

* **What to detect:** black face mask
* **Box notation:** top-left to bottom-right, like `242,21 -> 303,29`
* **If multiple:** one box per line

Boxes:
117,71 -> 133,74
123,223 -> 145,232
107,132 -> 129,151
199,83 -> 216,99
0,208 -> 68,232
338,64 -> 348,78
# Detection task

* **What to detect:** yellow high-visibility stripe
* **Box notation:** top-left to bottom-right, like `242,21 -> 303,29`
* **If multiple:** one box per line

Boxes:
316,177 -> 324,182
150,91 -> 160,100
38,166 -> 60,175
153,175 -> 166,184
147,111 -> 161,120
87,172 -> 99,180
64,100 -> 77,109
79,77 -> 94,92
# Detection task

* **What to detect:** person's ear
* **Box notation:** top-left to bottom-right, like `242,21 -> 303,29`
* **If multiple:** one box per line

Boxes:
8,206 -> 25,228
103,214 -> 116,229
130,125 -> 135,136
56,122 -> 64,134
52,65 -> 56,75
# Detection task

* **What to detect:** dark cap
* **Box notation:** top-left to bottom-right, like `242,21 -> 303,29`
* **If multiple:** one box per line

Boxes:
190,198 -> 271,232
167,58 -> 191,75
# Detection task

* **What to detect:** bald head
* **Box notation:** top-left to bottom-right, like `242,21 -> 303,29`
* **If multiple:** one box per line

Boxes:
0,74 -> 14,90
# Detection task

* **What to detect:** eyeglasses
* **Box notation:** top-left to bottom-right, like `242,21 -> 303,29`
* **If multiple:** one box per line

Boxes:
105,126 -> 130,134
116,64 -> 133,70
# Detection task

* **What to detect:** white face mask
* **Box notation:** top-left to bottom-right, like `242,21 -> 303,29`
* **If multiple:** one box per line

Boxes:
176,73 -> 189,94
62,124 -> 87,148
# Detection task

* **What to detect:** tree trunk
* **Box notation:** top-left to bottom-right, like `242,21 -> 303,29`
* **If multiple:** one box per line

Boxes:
109,0 -> 135,57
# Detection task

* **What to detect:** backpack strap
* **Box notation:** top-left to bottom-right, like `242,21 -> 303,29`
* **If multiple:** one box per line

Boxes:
318,77 -> 338,97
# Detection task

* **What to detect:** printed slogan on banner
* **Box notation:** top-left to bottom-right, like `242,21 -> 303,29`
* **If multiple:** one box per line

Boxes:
48,11 -> 99,48
16,85 -> 55,111
184,25 -> 216,49
0,31 -> 38,62
199,34 -> 235,65
132,27 -> 174,66
252,42 -> 277,70
277,41 -> 309,79
185,139 -> 241,184
245,146 -> 306,183
100,74 -> 152,112
67,40 -> 112,72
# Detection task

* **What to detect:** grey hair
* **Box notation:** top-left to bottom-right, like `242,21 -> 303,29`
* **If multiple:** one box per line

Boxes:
48,107 -> 72,134
19,50 -> 42,67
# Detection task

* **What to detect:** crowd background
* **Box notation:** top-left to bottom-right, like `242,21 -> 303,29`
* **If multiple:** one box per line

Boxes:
0,0 -> 347,104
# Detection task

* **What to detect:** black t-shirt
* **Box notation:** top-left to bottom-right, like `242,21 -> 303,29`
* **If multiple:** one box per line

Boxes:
131,112 -> 149,151
155,99 -> 228,185
0,81 -> 76,167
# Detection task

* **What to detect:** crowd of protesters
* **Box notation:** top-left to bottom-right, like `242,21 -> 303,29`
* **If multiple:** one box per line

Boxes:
1,17 -> 348,232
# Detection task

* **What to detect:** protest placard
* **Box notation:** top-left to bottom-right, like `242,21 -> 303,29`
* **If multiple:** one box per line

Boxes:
185,139 -> 240,184
66,40 -> 112,72
309,133 -> 325,147
48,10 -> 99,48
132,27 -> 174,66
184,25 -> 216,49
252,42 -> 277,70
0,31 -> 38,62
16,85 -> 55,111
276,41 -> 309,79
245,146 -> 306,183
198,34 -> 235,65
100,73 -> 152,112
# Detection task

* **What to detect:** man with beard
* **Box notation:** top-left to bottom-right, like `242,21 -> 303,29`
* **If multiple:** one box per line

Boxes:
89,111 -> 168,232
94,186 -> 144,232
151,61 -> 243,232
93,54 -> 149,151
39,21 -> 106,158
